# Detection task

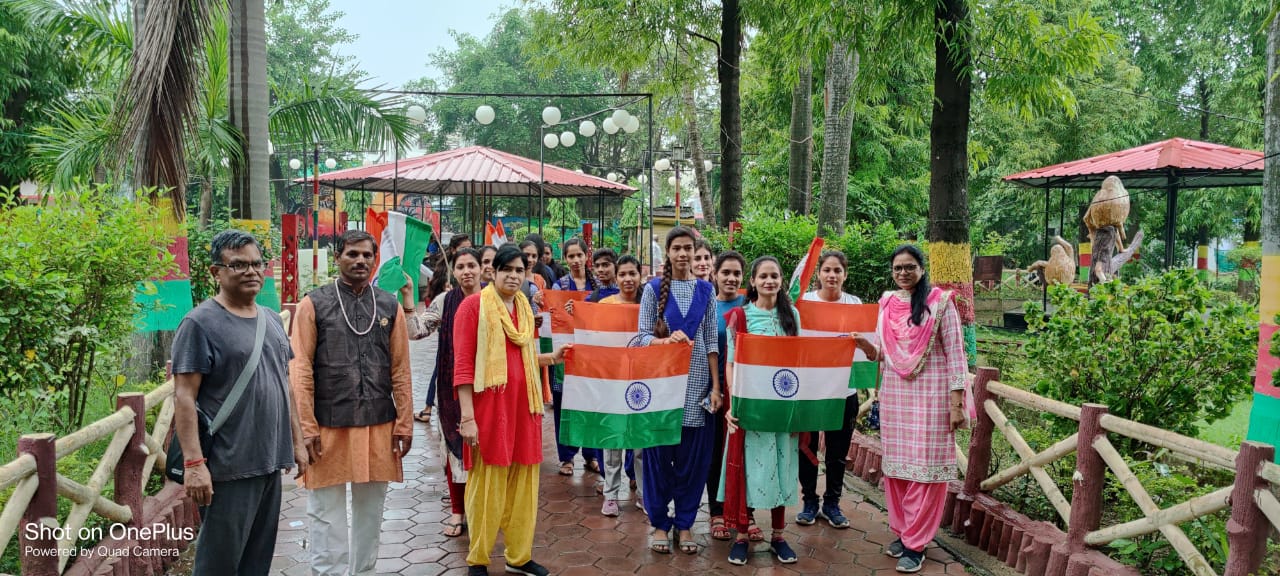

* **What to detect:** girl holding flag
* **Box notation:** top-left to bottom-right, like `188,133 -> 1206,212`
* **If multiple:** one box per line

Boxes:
637,226 -> 721,555
568,254 -> 643,516
552,238 -> 603,475
796,250 -> 863,529
407,247 -> 483,539
721,256 -> 801,566
707,250 -> 746,541
852,244 -> 969,573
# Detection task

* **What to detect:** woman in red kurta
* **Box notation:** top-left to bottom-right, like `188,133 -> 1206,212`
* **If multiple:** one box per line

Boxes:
454,245 -> 567,576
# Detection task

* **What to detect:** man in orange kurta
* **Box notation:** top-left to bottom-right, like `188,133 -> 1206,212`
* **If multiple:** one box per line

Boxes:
290,230 -> 413,576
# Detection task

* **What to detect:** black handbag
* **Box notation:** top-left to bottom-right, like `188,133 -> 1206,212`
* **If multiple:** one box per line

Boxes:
166,311 -> 267,483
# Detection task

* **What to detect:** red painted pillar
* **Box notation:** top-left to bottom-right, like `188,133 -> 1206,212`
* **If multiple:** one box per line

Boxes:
1223,441 -> 1276,576
1063,404 -> 1108,576
281,214 -> 299,304
114,393 -> 147,528
957,367 -> 997,535
19,433 -> 58,576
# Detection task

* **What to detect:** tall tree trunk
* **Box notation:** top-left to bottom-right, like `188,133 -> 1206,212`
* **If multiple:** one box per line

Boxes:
199,178 -> 213,229
928,0 -> 976,367
718,0 -> 742,224
682,83 -> 717,227
1245,12 -> 1280,457
228,0 -> 270,223
788,64 -> 813,216
818,44 -> 857,237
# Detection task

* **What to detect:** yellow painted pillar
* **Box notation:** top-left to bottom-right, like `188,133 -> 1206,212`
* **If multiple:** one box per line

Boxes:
929,242 -> 976,368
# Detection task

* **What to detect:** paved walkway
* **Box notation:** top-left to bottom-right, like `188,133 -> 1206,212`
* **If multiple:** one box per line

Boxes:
265,335 -> 966,575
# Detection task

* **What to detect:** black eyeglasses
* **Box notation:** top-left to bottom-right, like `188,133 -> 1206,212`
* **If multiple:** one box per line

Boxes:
892,264 -> 920,274
215,260 -> 267,273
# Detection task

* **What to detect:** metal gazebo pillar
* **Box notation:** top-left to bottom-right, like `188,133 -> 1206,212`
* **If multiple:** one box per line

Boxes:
1165,173 -> 1178,270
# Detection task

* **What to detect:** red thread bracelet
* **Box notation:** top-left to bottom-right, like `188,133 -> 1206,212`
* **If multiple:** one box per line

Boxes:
184,458 -> 207,468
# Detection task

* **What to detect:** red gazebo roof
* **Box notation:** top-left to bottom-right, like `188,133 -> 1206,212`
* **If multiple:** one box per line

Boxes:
309,145 -> 637,198
1003,138 -> 1263,189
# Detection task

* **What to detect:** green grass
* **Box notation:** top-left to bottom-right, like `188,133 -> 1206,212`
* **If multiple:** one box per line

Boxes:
1197,397 -> 1252,449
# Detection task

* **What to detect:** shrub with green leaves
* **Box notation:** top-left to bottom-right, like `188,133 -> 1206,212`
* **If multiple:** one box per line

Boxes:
702,209 -> 902,300
1024,269 -> 1256,440
0,185 -> 172,430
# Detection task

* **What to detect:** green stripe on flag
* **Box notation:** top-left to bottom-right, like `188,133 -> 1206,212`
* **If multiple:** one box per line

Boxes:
561,408 -> 685,449
850,362 -> 879,389
733,397 -> 845,433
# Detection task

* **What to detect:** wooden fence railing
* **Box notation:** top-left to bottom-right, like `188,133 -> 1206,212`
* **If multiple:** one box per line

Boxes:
846,366 -> 1279,576
0,381 -> 197,576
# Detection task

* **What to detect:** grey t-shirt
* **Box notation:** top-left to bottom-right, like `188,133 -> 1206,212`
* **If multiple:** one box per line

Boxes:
171,300 -> 295,482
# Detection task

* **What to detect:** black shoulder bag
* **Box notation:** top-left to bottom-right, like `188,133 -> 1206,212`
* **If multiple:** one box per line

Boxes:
165,310 -> 268,483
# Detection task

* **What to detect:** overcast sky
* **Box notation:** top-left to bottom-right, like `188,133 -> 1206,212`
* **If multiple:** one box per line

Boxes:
331,0 -> 515,89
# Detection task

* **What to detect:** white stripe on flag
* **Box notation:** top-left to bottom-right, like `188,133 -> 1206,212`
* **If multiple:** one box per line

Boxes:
538,313 -> 552,339
799,329 -> 877,362
733,363 -> 849,401
562,374 -> 687,414
574,329 -> 636,348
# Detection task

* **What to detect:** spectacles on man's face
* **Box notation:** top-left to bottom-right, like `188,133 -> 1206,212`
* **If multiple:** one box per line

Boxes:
215,260 -> 267,273
892,264 -> 920,274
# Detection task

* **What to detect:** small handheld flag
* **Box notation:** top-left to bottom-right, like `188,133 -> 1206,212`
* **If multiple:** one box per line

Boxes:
788,237 -> 825,301
795,300 -> 881,390
561,343 -> 692,449
730,333 -> 855,432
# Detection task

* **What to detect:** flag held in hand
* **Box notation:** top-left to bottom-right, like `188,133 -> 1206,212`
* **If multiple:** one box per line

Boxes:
561,343 -> 692,449
730,334 -> 855,432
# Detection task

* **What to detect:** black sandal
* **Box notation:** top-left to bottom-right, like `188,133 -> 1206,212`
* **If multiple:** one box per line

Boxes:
414,407 -> 432,423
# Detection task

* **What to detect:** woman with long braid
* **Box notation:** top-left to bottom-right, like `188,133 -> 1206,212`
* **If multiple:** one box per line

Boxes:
637,226 -> 721,554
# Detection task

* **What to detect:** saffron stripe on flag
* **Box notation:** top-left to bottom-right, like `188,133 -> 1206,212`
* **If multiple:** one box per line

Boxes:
572,301 -> 640,347
796,301 -> 881,390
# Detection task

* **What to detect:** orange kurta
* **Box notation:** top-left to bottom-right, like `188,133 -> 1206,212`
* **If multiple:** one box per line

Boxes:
290,295 -> 414,489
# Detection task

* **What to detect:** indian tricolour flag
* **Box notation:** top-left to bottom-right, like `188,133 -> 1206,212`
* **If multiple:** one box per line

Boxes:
542,290 -> 590,350
368,209 -> 433,307
561,343 -> 692,449
731,334 -> 855,433
795,300 -> 880,391
788,237 -> 824,301
573,301 -> 640,347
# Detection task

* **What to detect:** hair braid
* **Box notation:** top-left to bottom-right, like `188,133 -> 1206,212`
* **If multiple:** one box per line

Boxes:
654,258 -> 673,338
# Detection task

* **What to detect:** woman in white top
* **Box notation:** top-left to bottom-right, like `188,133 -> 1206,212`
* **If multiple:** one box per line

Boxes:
796,250 -> 863,529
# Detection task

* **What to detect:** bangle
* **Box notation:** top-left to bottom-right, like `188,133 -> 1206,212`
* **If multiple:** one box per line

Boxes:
184,457 -> 207,468
460,417 -> 475,423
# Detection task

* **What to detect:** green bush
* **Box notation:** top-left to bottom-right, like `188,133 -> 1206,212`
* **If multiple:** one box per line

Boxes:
1024,269 -> 1256,442
702,209 -> 902,300
0,185 -> 172,430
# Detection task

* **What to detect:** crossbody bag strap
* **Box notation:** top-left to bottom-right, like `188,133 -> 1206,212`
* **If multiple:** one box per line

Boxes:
209,309 -> 268,435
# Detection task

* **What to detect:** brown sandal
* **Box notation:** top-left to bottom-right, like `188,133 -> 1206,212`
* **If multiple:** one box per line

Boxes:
710,516 -> 731,541
746,520 -> 764,542
414,407 -> 431,423
442,516 -> 465,538
559,461 -> 574,476
584,459 -> 601,474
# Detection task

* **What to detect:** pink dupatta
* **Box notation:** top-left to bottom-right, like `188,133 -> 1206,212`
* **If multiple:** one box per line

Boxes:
876,287 -> 976,422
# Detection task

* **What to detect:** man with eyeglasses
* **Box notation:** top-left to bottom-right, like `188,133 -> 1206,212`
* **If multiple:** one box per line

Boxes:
290,230 -> 414,576
171,230 -> 307,576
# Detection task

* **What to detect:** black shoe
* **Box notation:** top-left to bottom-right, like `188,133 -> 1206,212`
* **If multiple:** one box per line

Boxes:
468,567 -> 489,576
885,538 -> 905,558
505,560 -> 549,576
896,548 -> 925,573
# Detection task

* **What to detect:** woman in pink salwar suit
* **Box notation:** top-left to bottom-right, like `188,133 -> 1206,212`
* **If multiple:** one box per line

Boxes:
854,244 -> 970,574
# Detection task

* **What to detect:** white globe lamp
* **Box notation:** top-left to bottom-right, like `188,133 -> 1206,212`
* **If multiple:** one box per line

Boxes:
654,158 -> 671,172
542,106 -> 561,126
560,131 -> 576,147
624,115 -> 640,134
406,104 -> 427,125
579,120 -> 596,137
325,158 -> 337,170
288,158 -> 302,170
611,109 -> 629,126
638,174 -> 648,184
607,172 -> 619,182
704,160 -> 714,172
602,117 -> 619,134
667,175 -> 678,187
543,133 -> 559,149
475,105 -> 495,125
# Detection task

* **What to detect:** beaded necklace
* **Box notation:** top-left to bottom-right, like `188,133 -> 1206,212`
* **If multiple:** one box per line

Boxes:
334,279 -> 376,335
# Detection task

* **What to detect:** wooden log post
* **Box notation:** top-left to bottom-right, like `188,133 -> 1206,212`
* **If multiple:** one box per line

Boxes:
1064,404 -> 1108,576
18,433 -> 58,576
957,367 -> 997,538
115,393 -> 147,528
1224,441 -> 1276,576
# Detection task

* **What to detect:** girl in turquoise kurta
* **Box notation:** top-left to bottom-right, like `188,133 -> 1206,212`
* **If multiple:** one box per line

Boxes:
721,256 -> 801,566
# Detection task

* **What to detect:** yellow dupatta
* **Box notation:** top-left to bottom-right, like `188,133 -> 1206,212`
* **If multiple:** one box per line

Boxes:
474,284 -> 543,413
